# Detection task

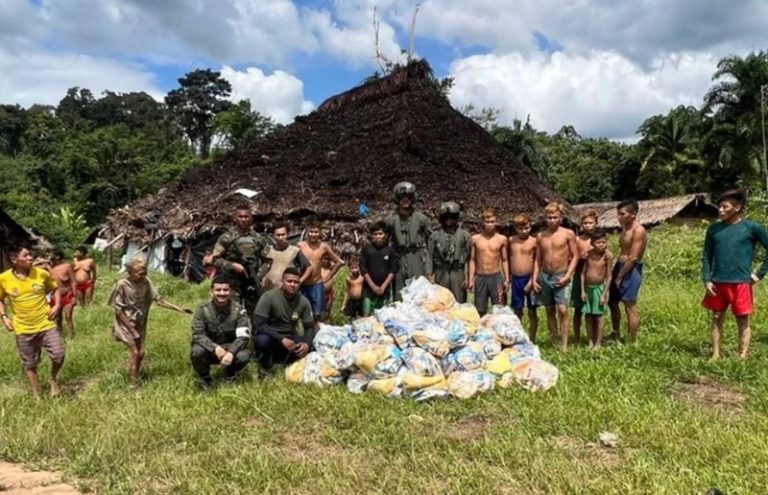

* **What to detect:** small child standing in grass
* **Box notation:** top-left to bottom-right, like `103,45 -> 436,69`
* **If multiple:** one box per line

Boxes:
702,189 -> 768,360
342,258 -> 364,320
572,209 -> 598,345
109,257 -> 191,389
361,222 -> 399,315
581,229 -> 613,349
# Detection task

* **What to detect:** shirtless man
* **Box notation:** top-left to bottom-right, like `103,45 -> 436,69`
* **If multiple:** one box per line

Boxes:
298,221 -> 344,321
608,199 -> 648,343
508,214 -> 539,342
74,245 -> 97,305
533,202 -> 578,352
572,210 -> 598,345
50,247 -> 77,337
468,208 -> 509,316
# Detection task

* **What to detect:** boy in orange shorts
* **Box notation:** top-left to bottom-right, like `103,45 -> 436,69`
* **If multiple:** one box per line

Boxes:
702,189 -> 768,360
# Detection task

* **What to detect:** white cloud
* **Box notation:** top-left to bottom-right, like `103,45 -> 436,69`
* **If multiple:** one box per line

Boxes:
448,50 -> 717,140
0,49 -> 162,108
221,65 -> 314,124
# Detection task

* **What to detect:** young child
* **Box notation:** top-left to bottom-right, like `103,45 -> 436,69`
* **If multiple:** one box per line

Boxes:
109,256 -> 190,388
73,245 -> 97,305
321,254 -> 338,320
572,209 -> 598,345
533,202 -> 578,352
702,189 -> 768,360
50,247 -> 77,337
342,258 -> 364,320
508,214 -> 539,342
299,221 -> 344,322
581,229 -> 613,349
468,208 -> 509,316
360,222 -> 398,316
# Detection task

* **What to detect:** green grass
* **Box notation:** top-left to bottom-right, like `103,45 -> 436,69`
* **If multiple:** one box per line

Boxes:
2,222 -> 768,494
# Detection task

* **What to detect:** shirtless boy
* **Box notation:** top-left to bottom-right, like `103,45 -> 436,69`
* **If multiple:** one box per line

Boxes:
572,209 -> 598,345
468,208 -> 509,316
533,202 -> 578,352
508,214 -> 539,342
608,199 -> 648,343
50,247 -> 77,337
298,221 -> 344,321
342,258 -> 364,320
74,245 -> 97,305
581,229 -> 613,349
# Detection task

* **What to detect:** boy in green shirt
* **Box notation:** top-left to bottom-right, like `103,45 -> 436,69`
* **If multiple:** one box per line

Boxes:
702,189 -> 768,360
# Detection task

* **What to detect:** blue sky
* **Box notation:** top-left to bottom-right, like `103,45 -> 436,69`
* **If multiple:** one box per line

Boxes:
2,0 -> 767,140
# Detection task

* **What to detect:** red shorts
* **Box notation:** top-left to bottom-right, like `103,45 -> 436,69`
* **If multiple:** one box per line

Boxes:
60,291 -> 75,307
76,280 -> 94,294
702,283 -> 753,316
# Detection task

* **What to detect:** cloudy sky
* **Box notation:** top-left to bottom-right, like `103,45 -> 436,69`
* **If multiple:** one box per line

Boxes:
1,0 -> 766,140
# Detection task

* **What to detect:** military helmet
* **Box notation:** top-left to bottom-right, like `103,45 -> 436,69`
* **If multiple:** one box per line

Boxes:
438,201 -> 461,218
393,181 -> 417,202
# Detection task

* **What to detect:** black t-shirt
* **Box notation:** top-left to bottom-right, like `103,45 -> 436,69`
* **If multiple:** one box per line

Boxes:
360,243 -> 399,286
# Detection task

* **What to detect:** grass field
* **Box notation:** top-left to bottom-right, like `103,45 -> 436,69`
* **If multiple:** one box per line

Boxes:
2,221 -> 768,494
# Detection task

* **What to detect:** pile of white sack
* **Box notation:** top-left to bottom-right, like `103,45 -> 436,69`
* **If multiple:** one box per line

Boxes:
286,277 -> 559,400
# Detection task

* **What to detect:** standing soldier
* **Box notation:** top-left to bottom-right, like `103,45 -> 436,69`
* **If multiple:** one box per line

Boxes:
209,204 -> 271,316
426,201 -> 471,303
385,182 -> 431,300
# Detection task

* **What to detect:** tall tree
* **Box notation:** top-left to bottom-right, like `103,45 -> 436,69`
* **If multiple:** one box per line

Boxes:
703,51 -> 768,188
0,104 -> 28,157
165,69 -> 232,158
213,99 -> 277,151
636,106 -> 706,197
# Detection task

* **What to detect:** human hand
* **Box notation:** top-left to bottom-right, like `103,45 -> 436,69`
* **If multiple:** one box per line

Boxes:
231,263 -> 246,275
614,277 -> 623,289
428,274 -> 435,284
523,281 -> 532,293
214,346 -> 227,360
467,280 -> 474,291
705,281 -> 717,296
600,294 -> 608,306
555,275 -> 569,287
293,342 -> 309,358
281,338 -> 296,352
2,315 -> 13,332
48,305 -> 60,320
532,280 -> 541,293
582,293 -> 587,303
221,352 -> 234,366
750,273 -> 760,285
502,281 -> 509,293
461,279 -> 468,289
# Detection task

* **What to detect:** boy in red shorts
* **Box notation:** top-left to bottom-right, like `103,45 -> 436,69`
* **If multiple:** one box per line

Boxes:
702,189 -> 768,360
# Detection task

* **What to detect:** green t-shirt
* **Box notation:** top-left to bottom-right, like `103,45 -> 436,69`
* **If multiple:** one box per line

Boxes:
253,288 -> 314,336
702,219 -> 768,283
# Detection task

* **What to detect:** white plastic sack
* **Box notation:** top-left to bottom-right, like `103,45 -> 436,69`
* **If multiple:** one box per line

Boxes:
441,345 -> 487,374
447,370 -> 495,399
313,324 -> 354,353
401,347 -> 443,376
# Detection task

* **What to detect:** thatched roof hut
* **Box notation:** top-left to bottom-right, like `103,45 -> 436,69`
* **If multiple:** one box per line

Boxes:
0,208 -> 36,271
573,194 -> 717,230
105,60 -> 563,279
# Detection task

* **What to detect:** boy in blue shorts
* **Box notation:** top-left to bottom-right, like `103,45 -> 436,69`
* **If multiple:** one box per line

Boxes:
608,199 -> 648,343
508,214 -> 539,342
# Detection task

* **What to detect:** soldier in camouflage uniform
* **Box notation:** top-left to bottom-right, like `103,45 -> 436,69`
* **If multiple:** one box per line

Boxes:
385,182 -> 431,300
210,204 -> 271,316
426,201 -> 471,303
190,276 -> 251,389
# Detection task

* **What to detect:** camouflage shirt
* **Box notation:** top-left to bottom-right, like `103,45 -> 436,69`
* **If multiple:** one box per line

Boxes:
191,300 -> 251,354
211,227 -> 271,285
426,227 -> 471,273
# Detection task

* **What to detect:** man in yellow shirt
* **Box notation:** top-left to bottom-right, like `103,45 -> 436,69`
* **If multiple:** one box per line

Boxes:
0,245 -> 64,399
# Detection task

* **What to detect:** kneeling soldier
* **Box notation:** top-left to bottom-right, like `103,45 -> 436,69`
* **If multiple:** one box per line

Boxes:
191,276 -> 251,389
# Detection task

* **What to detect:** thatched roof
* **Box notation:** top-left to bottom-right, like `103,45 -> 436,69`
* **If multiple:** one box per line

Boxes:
107,60 -> 562,243
0,208 -> 36,271
573,194 -> 717,229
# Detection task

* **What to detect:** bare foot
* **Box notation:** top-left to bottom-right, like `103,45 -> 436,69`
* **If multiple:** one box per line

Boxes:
738,353 -> 748,360
49,380 -> 61,397
709,354 -> 721,362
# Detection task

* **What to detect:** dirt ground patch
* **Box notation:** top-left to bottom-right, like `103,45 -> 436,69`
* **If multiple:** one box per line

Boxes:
551,435 -> 623,470
0,461 -> 81,494
440,415 -> 498,441
672,377 -> 746,415
273,429 -> 345,462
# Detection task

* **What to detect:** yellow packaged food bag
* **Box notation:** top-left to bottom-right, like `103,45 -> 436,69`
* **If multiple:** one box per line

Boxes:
353,344 -> 393,374
285,357 -> 308,383
485,348 -> 523,375
448,303 -> 481,333
402,372 -> 446,391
